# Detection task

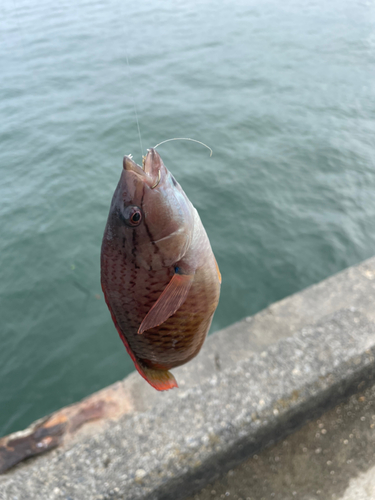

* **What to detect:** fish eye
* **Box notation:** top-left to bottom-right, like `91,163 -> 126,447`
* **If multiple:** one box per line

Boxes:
131,211 -> 141,223
122,205 -> 142,227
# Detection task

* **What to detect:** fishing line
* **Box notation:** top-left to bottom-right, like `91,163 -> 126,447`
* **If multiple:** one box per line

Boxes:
153,138 -> 213,157
125,53 -> 143,161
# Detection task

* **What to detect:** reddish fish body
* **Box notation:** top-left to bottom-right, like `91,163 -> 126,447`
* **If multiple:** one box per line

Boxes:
100,149 -> 221,390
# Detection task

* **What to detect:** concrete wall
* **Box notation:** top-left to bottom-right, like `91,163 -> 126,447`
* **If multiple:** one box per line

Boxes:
1,256 -> 375,499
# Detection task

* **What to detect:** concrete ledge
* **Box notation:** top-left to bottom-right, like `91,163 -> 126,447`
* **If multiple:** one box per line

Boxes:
1,257 -> 375,500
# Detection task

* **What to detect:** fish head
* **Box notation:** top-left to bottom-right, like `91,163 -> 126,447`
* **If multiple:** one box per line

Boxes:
105,148 -> 194,270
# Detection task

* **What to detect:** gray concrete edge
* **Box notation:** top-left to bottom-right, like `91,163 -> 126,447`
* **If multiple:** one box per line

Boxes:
1,256 -> 375,500
149,316 -> 375,500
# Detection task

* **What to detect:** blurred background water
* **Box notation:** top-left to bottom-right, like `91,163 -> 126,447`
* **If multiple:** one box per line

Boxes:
0,0 -> 374,437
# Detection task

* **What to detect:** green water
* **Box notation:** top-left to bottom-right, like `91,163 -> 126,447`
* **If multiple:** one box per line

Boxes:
1,0 -> 374,437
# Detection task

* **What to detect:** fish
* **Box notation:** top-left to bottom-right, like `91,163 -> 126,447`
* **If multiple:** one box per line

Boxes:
100,148 -> 221,391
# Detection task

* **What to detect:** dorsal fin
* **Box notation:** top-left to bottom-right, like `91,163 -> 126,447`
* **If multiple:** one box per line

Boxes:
214,256 -> 222,284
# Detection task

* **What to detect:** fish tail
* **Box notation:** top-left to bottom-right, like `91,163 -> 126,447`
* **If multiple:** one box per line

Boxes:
101,287 -> 178,391
136,362 -> 178,391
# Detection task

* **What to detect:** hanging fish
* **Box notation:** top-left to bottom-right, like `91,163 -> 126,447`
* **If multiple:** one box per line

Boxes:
100,148 -> 221,391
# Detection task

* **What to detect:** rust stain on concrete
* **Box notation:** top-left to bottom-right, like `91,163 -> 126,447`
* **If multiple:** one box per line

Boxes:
0,380 -> 133,474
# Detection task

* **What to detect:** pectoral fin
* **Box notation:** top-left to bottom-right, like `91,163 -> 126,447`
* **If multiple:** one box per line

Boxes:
138,273 -> 194,334
102,286 -> 178,391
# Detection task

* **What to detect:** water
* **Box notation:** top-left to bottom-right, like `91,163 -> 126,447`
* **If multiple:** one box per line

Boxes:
1,0 -> 374,437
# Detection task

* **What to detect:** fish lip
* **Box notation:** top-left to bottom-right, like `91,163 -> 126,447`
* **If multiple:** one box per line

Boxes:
143,148 -> 159,173
123,149 -> 162,188
143,148 -> 163,186
123,155 -> 146,176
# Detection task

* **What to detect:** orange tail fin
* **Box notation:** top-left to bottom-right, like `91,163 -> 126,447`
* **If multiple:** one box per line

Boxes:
102,287 -> 178,392
136,362 -> 178,391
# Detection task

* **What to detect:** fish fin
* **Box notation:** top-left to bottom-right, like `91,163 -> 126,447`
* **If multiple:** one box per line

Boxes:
135,362 -> 178,391
138,273 -> 194,334
102,287 -> 177,391
214,256 -> 222,284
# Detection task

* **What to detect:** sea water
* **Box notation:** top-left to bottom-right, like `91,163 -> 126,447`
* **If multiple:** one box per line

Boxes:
0,0 -> 374,436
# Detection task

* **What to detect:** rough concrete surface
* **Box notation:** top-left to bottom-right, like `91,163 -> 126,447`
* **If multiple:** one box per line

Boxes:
108,256 -> 375,414
1,308 -> 375,500
1,256 -> 375,499
186,383 -> 375,500
0,381 -> 134,474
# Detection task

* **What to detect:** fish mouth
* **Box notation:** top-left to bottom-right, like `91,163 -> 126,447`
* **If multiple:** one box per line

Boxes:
123,155 -> 146,176
123,148 -> 162,188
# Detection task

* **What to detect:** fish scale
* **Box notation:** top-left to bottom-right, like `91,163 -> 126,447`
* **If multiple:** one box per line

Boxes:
101,148 -> 221,390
